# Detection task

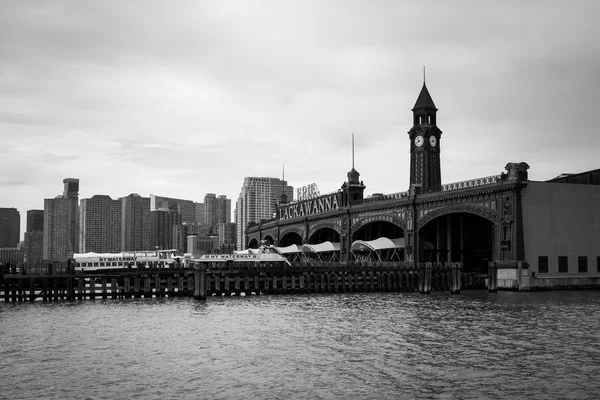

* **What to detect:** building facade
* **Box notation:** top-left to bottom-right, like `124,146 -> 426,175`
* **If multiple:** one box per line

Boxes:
79,195 -> 122,253
150,209 -> 182,250
150,194 -> 196,224
43,178 -> 79,262
218,222 -> 237,254
24,209 -> 44,264
235,177 -> 293,250
0,208 -> 20,248
246,82 -> 600,290
205,193 -> 231,228
120,193 -> 151,251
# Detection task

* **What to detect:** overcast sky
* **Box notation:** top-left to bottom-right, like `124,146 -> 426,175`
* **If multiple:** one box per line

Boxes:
1,0 -> 599,240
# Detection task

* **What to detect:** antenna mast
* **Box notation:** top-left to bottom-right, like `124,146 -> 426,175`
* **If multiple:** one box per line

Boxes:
352,133 -> 355,169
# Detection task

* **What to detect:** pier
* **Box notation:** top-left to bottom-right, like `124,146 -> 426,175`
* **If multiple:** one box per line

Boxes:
0,262 -> 486,302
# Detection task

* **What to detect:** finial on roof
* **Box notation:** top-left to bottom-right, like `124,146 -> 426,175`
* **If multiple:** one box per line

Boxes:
423,66 -> 426,85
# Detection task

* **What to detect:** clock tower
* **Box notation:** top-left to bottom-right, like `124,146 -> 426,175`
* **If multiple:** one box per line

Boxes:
408,82 -> 442,192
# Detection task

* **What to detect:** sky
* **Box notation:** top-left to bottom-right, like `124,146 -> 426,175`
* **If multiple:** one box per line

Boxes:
1,0 -> 599,241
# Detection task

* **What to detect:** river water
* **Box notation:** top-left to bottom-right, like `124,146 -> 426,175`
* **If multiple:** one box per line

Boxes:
1,290 -> 599,399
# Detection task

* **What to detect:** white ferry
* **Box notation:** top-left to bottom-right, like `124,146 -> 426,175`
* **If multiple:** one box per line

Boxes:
192,244 -> 291,267
73,249 -> 183,272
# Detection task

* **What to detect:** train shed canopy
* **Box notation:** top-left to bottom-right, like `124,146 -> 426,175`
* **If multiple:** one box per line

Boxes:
350,237 -> 405,252
302,241 -> 340,253
276,244 -> 303,254
302,241 -> 341,262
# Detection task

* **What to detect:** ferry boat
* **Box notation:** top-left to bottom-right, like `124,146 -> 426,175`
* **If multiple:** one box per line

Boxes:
192,244 -> 291,267
73,249 -> 183,272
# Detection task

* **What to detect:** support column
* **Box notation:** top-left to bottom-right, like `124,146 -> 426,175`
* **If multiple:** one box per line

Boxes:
436,218 -> 442,263
459,214 -> 465,265
446,215 -> 452,263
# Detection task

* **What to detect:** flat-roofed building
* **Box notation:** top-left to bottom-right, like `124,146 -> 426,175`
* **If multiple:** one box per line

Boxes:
44,178 -> 79,262
80,195 -> 122,253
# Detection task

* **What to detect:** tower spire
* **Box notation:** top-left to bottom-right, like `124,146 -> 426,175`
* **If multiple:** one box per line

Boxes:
423,66 -> 426,85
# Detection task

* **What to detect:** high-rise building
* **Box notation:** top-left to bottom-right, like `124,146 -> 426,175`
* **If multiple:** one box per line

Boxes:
204,193 -> 218,227
194,202 -> 205,224
149,194 -> 196,224
44,178 -> 79,262
120,193 -> 150,251
218,222 -> 237,254
26,210 -> 44,232
204,194 -> 231,228
24,210 -> 44,264
150,209 -> 181,250
79,195 -> 122,253
235,177 -> 293,250
0,208 -> 20,248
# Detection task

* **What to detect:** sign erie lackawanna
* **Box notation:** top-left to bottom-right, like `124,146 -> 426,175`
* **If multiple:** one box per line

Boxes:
278,192 -> 341,220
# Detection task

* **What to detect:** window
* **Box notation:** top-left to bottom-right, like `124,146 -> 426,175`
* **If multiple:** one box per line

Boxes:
578,256 -> 588,273
558,256 -> 568,273
538,256 -> 548,273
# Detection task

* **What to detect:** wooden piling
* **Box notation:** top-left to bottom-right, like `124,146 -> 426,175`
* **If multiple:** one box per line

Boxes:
193,265 -> 206,300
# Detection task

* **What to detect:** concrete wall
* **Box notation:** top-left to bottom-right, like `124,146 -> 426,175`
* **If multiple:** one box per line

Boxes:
521,181 -> 600,280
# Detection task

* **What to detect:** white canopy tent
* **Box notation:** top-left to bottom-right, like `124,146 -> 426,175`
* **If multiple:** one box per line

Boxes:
275,244 -> 303,263
350,237 -> 406,262
301,241 -> 341,262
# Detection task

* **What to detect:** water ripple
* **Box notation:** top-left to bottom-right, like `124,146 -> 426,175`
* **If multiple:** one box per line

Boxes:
1,291 -> 600,399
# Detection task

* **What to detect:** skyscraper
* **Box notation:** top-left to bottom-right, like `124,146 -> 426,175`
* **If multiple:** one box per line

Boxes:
26,210 -> 44,232
24,210 -> 44,264
204,193 -> 218,227
150,209 -> 181,250
149,194 -> 196,224
0,207 -> 20,248
44,178 -> 79,261
194,202 -> 205,224
218,222 -> 237,254
79,195 -> 122,253
204,194 -> 231,229
235,177 -> 293,250
121,193 -> 150,251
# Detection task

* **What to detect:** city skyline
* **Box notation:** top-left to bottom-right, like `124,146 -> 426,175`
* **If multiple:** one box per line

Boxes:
1,1 -> 599,241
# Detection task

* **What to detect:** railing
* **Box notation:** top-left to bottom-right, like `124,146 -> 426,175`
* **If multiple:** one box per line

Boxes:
441,174 -> 502,192
363,191 -> 410,203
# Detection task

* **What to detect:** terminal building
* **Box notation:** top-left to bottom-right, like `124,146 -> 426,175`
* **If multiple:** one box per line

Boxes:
246,83 -> 600,290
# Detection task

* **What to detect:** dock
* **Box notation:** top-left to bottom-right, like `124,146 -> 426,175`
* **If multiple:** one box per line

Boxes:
0,262 -> 486,302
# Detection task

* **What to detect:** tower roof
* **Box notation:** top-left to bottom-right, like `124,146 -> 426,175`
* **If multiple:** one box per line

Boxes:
413,83 -> 437,110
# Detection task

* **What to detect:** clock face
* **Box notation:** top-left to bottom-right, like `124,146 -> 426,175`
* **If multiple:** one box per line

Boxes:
429,136 -> 437,147
415,135 -> 424,147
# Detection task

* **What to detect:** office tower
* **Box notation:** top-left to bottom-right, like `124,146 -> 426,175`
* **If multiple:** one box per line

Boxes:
44,178 -> 79,262
0,208 -> 20,248
195,202 -> 205,224
173,223 -> 211,253
121,193 -> 150,251
150,209 -> 181,250
218,195 -> 231,224
218,222 -> 236,254
26,210 -> 44,232
79,195 -> 122,253
235,177 -> 293,250
24,210 -> 44,264
149,194 -> 195,224
204,193 -> 218,227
